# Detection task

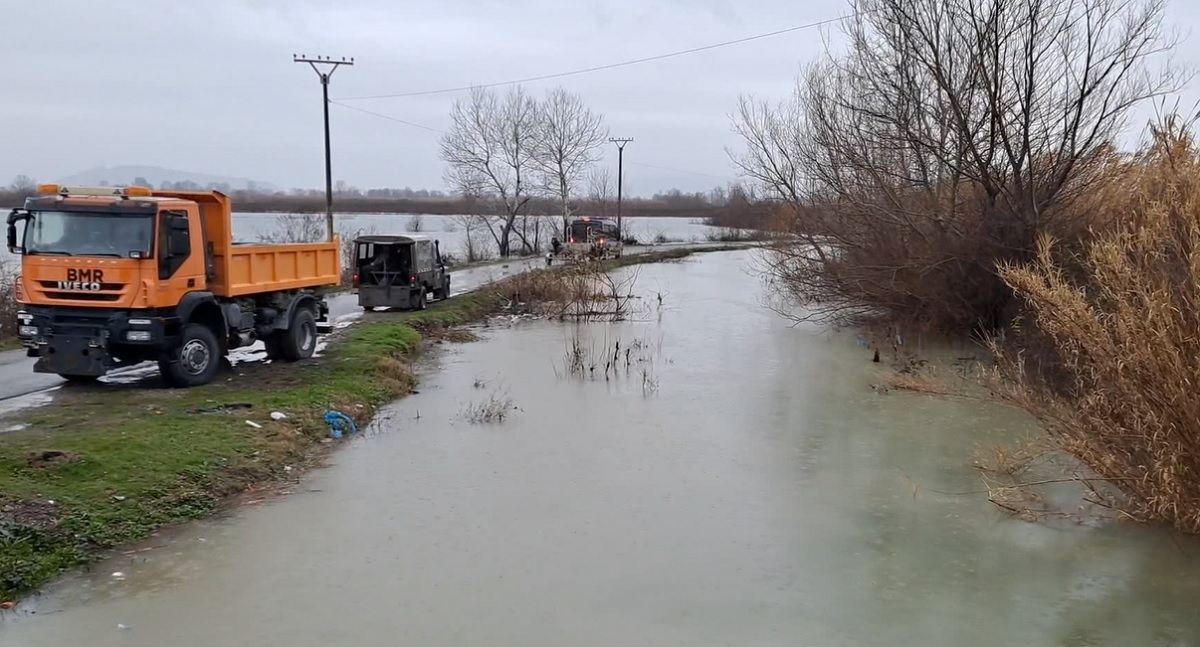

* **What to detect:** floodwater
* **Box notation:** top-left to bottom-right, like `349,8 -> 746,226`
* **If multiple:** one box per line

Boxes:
1,213 -> 718,272
4,250 -> 1200,646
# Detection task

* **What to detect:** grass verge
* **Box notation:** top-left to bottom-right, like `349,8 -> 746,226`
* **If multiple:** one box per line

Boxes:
0,246 -> 727,601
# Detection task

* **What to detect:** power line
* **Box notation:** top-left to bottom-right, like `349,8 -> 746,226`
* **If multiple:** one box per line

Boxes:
327,103 -> 738,182
336,14 -> 854,101
329,100 -> 444,133
627,161 -> 734,182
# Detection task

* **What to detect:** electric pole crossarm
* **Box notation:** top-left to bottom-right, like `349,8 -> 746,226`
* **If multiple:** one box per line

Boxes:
293,54 -> 355,242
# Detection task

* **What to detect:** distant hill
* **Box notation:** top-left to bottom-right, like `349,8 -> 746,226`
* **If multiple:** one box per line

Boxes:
58,165 -> 276,192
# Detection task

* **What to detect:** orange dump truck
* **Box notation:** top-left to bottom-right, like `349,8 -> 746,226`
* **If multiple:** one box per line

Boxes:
6,185 -> 340,387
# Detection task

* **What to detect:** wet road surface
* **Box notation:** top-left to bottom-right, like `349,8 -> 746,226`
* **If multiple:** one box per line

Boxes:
5,251 -> 1200,645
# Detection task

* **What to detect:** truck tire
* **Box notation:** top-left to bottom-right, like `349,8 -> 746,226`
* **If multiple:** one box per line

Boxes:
281,308 -> 317,361
159,323 -> 221,388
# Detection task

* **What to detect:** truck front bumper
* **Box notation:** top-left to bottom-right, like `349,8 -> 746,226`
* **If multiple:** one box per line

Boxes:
18,308 -> 172,377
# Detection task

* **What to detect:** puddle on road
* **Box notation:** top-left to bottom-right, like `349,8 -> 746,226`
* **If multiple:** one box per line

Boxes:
5,251 -> 1200,646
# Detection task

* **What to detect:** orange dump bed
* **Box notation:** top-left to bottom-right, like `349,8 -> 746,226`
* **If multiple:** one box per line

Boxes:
148,189 -> 341,297
216,240 -> 341,297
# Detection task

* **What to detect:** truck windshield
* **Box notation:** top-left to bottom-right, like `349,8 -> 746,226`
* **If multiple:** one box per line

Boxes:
24,210 -> 154,258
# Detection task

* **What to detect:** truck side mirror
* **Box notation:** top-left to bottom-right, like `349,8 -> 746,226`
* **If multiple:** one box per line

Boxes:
6,209 -> 28,254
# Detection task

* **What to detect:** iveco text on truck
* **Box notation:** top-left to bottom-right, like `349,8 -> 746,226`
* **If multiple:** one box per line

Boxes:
6,185 -> 341,387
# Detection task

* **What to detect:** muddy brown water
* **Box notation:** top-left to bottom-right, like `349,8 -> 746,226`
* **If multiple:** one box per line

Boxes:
4,250 -> 1200,646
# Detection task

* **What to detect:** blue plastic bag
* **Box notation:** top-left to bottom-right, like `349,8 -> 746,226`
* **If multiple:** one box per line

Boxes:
324,410 -> 358,439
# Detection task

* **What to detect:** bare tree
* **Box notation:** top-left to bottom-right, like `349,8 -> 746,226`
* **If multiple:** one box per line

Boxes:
733,0 -> 1183,332
406,214 -> 425,232
587,166 -> 614,219
258,213 -> 326,244
9,175 -> 36,195
440,85 -> 541,257
534,87 -> 608,237
451,213 -> 493,262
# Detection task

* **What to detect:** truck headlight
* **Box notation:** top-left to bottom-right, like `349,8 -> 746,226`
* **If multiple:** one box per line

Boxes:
18,325 -> 37,337
126,331 -> 152,342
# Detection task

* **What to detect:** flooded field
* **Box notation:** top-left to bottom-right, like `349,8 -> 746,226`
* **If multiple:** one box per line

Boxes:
4,250 -> 1200,646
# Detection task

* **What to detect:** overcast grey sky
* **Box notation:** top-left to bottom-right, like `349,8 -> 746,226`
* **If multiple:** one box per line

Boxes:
3,0 -> 1198,196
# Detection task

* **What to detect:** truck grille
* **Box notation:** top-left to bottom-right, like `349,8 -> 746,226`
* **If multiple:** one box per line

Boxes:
37,280 -> 126,303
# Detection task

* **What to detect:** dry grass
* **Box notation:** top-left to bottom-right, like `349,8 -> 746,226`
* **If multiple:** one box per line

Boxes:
492,264 -> 645,321
556,334 -> 660,383
460,388 -> 517,424
996,118 -> 1200,533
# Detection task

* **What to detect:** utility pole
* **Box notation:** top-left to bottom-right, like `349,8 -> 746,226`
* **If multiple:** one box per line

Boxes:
609,137 -> 633,241
294,54 -> 354,241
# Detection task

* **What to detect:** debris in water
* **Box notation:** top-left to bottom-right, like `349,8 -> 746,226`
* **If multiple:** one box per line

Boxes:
246,420 -> 263,429
117,623 -> 130,631
111,571 -> 126,580
0,601 -> 15,610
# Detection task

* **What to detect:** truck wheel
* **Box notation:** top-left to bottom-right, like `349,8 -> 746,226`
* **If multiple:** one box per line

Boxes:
160,324 -> 221,388
281,308 -> 318,361
436,277 -> 451,300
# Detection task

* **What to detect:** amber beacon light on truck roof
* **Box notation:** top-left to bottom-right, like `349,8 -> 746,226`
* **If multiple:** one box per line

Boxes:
36,184 -> 155,197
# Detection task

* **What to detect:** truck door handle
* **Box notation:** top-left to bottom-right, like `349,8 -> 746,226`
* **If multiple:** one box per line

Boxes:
187,279 -> 196,288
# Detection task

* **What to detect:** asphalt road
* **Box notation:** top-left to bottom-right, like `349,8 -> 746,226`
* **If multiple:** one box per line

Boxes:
0,244 -> 733,405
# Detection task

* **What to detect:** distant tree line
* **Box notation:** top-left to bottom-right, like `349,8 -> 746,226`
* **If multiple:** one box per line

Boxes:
1,173 -> 773,230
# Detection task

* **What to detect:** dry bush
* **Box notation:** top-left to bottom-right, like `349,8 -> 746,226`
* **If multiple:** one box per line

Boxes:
0,262 -> 18,345
996,119 -> 1200,532
491,264 -> 644,321
461,388 -> 516,424
556,334 -> 659,382
734,0 -> 1180,335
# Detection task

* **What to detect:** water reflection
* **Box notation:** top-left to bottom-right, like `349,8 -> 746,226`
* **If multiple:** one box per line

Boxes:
4,251 -> 1200,647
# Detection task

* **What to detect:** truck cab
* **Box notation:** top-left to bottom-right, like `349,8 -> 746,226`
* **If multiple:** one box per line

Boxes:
6,184 -> 340,387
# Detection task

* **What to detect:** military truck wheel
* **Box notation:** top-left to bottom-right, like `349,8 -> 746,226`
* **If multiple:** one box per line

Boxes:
160,324 -> 221,388
281,308 -> 317,361
436,277 -> 451,300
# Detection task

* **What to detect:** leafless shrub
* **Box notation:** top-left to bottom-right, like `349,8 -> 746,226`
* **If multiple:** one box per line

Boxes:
0,262 -> 19,345
556,334 -> 660,383
258,213 -> 326,244
460,388 -> 516,424
640,367 -> 659,396
406,214 -> 425,232
492,263 -> 646,321
995,118 -> 1200,533
733,0 -> 1183,334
